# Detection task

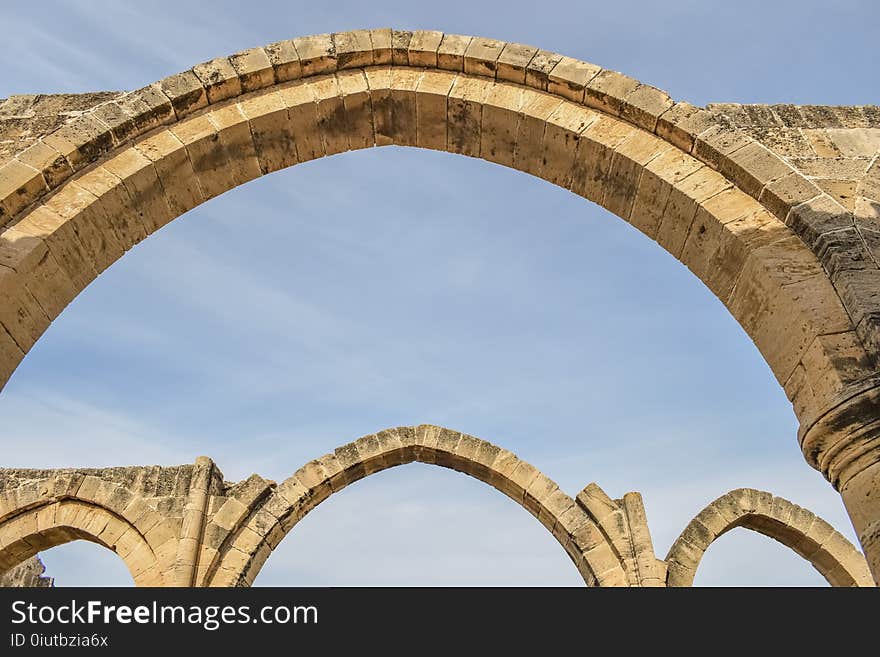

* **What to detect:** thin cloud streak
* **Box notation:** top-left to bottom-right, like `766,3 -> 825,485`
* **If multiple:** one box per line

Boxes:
0,1 -> 875,586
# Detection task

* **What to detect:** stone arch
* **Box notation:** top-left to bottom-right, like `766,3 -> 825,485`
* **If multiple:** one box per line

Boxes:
0,474 -> 176,586
665,488 -> 872,587
0,30 -> 874,488
204,425 -> 629,587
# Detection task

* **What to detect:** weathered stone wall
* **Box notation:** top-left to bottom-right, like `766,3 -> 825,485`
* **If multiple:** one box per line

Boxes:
708,102 -> 880,217
0,463 -> 221,586
0,464 -> 209,518
0,93 -> 123,163
0,555 -> 52,587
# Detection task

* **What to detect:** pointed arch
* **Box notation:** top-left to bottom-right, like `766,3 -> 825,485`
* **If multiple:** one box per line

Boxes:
665,488 -> 872,587
204,426 -> 629,587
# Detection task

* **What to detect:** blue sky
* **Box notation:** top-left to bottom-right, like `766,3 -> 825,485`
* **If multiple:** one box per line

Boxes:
1,0 -> 877,586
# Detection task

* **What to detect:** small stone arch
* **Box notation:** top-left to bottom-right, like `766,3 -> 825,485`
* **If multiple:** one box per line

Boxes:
665,488 -> 872,587
0,473 -> 177,586
204,425 -> 629,587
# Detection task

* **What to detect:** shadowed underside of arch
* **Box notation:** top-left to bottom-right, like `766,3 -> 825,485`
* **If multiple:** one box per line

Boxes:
666,487 -> 873,587
0,30 -> 876,490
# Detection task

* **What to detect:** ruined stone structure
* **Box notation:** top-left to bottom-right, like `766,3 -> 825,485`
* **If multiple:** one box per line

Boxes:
0,426 -> 873,587
0,29 -> 879,586
0,551 -> 52,588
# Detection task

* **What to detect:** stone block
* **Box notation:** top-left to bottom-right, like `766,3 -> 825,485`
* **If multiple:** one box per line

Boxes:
568,116 -> 636,202
629,148 -> 698,239
479,82 -> 523,167
101,148 -> 173,233
655,102 -> 711,152
292,34 -> 336,77
759,171 -> 822,222
337,70 -> 374,151
12,206 -> 97,290
541,103 -> 599,189
463,37 -> 505,77
692,125 -> 753,172
0,326 -> 22,389
621,84 -> 674,133
0,282 -> 38,358
0,160 -> 48,224
437,34 -> 472,72
524,476 -> 558,516
374,428 -> 405,466
584,70 -> 640,116
389,67 -> 422,146
264,40 -> 302,82
90,101 -> 142,144
334,30 -> 374,69
211,498 -> 248,532
158,71 -> 208,118
582,541 -> 624,580
412,70 -> 456,151
391,30 -> 412,65
447,75 -> 489,157
496,43 -> 538,84
547,57 -> 601,103
354,434 -> 384,474
229,47 -> 275,92
525,50 -> 562,91
2,236 -> 75,321
369,29 -> 392,65
719,140 -> 793,199
134,130 -> 204,216
73,168 -> 148,249
601,131 -> 671,221
193,57 -> 243,104
311,74 -> 348,156
278,80 -> 324,162
118,84 -> 176,136
655,166 -> 731,258
15,141 -> 73,190
206,104 -> 262,186
364,67 -> 393,146
143,520 -> 176,550
407,30 -> 443,68
513,89 -> 563,176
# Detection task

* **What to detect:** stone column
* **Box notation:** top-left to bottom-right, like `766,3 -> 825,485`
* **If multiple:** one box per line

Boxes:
172,456 -> 215,587
841,463 -> 880,583
800,387 -> 880,585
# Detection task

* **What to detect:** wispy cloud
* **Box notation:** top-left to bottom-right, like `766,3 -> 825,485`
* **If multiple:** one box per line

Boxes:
1,1 -> 874,586
0,389 -> 192,468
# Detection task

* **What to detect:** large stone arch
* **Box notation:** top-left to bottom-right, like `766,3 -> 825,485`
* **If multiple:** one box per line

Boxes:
0,473 -> 176,586
204,426 -> 638,587
0,29 -> 878,579
665,488 -> 872,587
